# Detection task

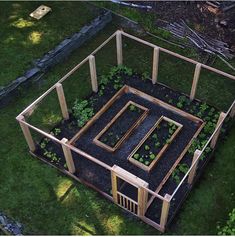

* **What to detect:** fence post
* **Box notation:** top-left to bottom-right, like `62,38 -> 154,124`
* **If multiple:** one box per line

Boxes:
160,194 -> 171,231
188,149 -> 201,185
137,184 -> 148,217
190,63 -> 201,100
89,55 -> 98,93
56,83 -> 69,120
17,115 -> 36,152
61,138 -> 75,173
210,112 -> 226,149
116,31 -> 123,65
111,169 -> 118,203
152,47 -> 160,84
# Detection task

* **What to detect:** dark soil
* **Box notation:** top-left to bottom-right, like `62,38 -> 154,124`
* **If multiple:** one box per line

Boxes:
34,69 -> 230,227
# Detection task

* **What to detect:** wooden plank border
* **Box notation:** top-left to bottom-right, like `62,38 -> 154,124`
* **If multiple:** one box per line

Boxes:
93,101 -> 149,152
128,116 -> 183,172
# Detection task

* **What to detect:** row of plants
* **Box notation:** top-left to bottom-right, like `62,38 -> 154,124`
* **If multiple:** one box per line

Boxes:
132,120 -> 179,167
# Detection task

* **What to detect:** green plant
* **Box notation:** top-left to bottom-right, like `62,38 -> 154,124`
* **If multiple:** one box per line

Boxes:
141,71 -> 149,81
217,208 -> 235,235
72,99 -> 94,128
145,161 -> 150,166
149,154 -> 155,160
178,163 -> 189,174
177,102 -> 183,108
129,104 -> 136,112
200,103 -> 209,112
54,128 -> 61,136
152,133 -> 158,140
168,99 -> 173,104
134,153 -> 140,159
144,145 -> 150,151
139,157 -> 144,163
172,169 -> 180,184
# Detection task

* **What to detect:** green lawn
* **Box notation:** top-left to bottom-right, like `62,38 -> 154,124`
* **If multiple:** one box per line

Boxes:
0,1 -> 100,87
0,1 -> 234,235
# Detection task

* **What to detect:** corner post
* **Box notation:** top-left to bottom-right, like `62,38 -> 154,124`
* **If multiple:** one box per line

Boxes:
152,47 -> 160,84
61,138 -> 75,173
89,55 -> 98,93
116,31 -> 123,65
210,112 -> 226,149
56,83 -> 69,120
188,149 -> 201,185
160,194 -> 171,231
190,63 -> 201,100
17,115 -> 36,152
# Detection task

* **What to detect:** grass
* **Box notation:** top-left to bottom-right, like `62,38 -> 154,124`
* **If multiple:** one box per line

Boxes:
0,1 -> 100,87
0,1 -> 235,235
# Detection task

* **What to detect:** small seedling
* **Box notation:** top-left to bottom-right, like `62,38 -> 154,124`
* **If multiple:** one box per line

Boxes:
139,158 -> 144,163
145,161 -> 150,166
177,102 -> 183,108
129,104 -> 136,112
144,145 -> 150,151
134,153 -> 140,159
152,133 -> 158,140
149,154 -> 155,160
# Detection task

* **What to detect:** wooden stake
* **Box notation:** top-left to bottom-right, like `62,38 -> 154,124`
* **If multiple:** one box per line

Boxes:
61,138 -> 75,173
56,83 -> 69,120
210,112 -> 226,149
188,149 -> 201,185
17,115 -> 36,152
190,63 -> 201,100
152,47 -> 160,84
160,194 -> 171,230
89,55 -> 98,92
116,31 -> 123,65
111,169 -> 118,203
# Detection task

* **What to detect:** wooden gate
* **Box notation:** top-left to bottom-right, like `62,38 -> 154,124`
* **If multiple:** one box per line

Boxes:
111,165 -> 149,216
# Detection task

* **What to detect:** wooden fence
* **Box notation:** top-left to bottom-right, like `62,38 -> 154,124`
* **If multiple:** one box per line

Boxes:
16,30 -> 235,232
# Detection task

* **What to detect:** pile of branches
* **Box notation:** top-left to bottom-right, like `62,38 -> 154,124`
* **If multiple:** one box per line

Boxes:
162,19 -> 234,60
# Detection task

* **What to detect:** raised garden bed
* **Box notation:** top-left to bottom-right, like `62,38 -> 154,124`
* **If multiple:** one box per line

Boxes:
128,116 -> 183,172
94,101 -> 148,152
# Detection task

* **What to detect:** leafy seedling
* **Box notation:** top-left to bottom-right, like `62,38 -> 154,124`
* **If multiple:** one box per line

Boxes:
149,154 -> 155,160
144,145 -> 150,151
134,153 -> 140,159
145,161 -> 150,166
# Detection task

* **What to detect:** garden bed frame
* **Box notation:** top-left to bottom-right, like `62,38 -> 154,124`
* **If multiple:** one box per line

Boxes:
128,116 -> 183,172
93,100 -> 149,152
16,30 -> 235,233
